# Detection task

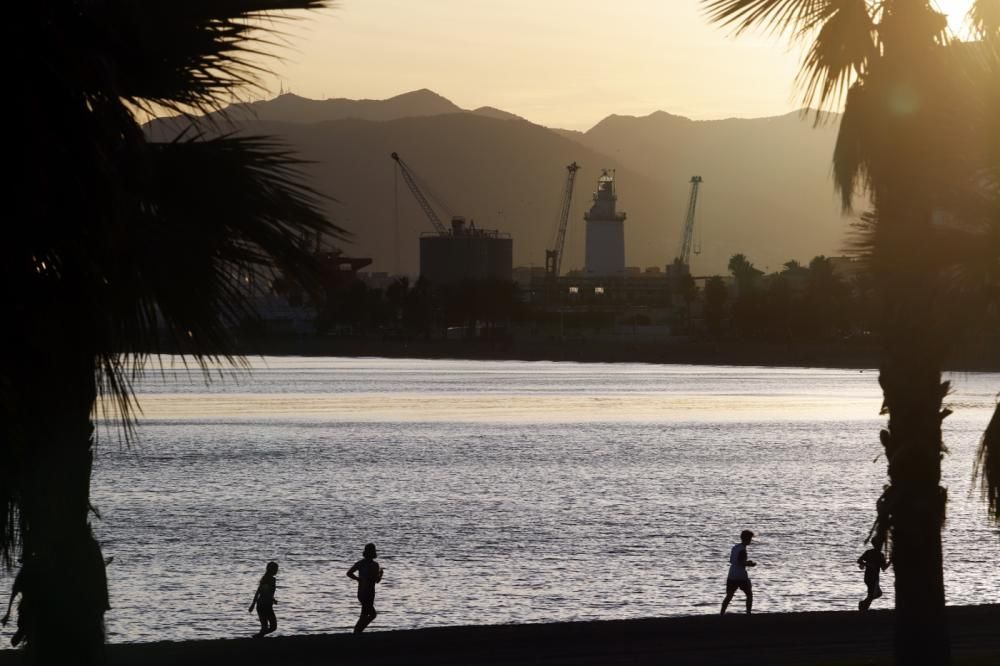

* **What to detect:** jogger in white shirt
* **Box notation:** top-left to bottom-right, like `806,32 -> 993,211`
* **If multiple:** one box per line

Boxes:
721,529 -> 756,615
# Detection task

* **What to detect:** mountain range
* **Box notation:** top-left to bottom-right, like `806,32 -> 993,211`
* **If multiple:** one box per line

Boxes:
147,89 -> 861,277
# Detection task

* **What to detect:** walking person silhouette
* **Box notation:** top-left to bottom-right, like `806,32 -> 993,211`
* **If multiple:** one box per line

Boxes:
347,543 -> 383,633
857,537 -> 890,611
720,530 -> 756,615
248,561 -> 279,637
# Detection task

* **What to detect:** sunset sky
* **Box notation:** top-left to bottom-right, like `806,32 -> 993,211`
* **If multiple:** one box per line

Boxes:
259,0 -> 976,129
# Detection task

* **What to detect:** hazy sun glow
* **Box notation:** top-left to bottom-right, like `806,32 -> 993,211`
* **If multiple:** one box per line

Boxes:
933,0 -> 976,35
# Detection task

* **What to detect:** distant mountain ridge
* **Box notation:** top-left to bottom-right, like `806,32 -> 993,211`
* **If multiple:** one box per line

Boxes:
174,89 -> 537,127
167,89 -> 462,126
147,91 -> 857,276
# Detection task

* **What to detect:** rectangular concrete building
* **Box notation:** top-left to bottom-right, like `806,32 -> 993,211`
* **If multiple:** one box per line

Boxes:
419,217 -> 512,285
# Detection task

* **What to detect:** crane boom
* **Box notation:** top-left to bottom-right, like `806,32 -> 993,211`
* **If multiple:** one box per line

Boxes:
545,162 -> 581,279
391,152 -> 448,234
677,175 -> 703,265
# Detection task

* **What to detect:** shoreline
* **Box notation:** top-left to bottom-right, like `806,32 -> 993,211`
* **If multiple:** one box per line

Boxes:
233,336 -> 1000,372
3,605 -> 998,665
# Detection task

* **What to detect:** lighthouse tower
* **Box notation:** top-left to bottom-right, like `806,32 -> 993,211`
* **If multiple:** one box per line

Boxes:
584,169 -> 626,275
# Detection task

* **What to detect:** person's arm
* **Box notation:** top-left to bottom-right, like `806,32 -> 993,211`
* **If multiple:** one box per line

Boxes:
376,565 -> 384,583
741,548 -> 756,568
858,554 -> 866,569
880,554 -> 891,572
249,586 -> 259,613
347,562 -> 359,581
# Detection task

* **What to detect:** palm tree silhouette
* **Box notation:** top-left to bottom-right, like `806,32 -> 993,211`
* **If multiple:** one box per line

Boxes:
703,1 -> 998,662
3,2 -> 339,663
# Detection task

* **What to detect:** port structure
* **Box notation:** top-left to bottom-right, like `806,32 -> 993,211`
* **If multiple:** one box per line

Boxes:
391,151 -> 450,235
391,151 -> 512,285
544,162 -> 581,281
584,169 -> 627,276
674,176 -> 703,270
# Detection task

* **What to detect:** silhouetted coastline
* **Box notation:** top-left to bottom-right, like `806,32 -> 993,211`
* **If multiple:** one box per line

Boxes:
2,605 -> 997,666
226,335 -> 1000,372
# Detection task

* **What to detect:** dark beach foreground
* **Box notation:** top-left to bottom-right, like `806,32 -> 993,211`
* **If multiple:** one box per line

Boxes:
3,605 -> 998,665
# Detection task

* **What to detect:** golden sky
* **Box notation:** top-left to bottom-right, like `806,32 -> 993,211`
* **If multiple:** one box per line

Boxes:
260,0 -> 976,130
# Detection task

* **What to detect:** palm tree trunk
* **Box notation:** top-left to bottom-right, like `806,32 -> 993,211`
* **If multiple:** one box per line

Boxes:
18,351 -> 108,665
878,304 -> 950,665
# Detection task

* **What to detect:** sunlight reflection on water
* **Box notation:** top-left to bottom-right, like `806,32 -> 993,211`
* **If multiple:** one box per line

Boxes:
4,358 -> 996,644
128,391 -> 876,423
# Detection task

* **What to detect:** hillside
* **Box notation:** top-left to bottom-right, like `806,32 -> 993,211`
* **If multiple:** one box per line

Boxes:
146,92 -> 859,277
153,89 -> 463,128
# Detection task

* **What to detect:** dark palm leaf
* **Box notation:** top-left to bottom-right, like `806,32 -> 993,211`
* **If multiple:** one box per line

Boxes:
109,1 -> 330,114
831,80 -> 877,210
6,1 -> 337,570
702,0 -> 835,37
796,0 -> 875,111
970,0 -> 1000,39
94,134 -> 346,427
974,402 -> 1000,525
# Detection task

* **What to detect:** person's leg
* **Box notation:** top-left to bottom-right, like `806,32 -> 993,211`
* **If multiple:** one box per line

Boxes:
12,604 -> 27,646
860,582 -> 877,611
265,606 -> 277,634
355,601 -> 377,633
744,583 -> 753,615
256,605 -> 269,636
721,581 -> 736,615
355,597 -> 371,633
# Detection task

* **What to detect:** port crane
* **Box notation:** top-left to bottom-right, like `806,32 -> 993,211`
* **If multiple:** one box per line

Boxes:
675,175 -> 703,267
544,162 -> 581,279
391,151 -> 450,235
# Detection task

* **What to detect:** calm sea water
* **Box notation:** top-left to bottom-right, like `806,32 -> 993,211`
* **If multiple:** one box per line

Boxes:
3,358 -> 998,644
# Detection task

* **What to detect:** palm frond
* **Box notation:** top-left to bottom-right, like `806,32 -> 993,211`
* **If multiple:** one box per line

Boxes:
831,81 -> 876,210
796,0 -> 876,113
90,133 -> 346,431
106,1 -> 332,114
970,0 -> 1000,40
974,401 -> 1000,525
702,0 -> 838,37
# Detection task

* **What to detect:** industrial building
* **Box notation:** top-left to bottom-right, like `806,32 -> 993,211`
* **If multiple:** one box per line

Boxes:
584,170 -> 626,276
392,152 -> 513,286
419,216 -> 512,285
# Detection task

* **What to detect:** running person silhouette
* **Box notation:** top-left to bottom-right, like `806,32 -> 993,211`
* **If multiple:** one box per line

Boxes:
248,561 -> 279,637
857,538 -> 890,611
347,543 -> 383,633
721,530 -> 756,615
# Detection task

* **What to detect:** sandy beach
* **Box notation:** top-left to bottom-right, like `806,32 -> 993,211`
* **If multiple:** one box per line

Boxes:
2,605 -> 998,665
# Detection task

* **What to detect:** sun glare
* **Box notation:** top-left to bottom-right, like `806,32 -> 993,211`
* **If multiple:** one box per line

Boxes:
932,0 -> 976,36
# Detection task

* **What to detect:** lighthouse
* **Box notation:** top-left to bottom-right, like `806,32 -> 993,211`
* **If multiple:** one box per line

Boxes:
584,169 -> 626,276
